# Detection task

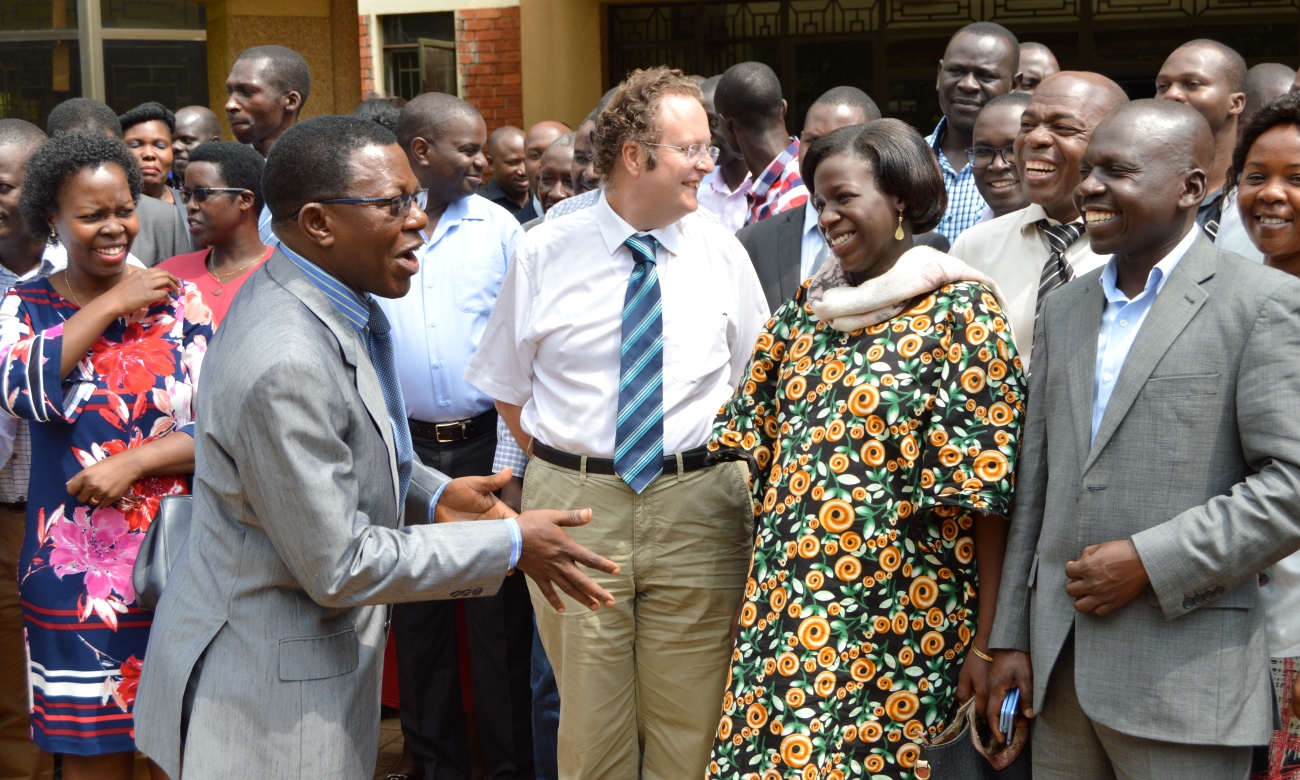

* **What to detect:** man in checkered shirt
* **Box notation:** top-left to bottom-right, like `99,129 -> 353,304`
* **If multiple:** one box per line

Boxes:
926,22 -> 1020,242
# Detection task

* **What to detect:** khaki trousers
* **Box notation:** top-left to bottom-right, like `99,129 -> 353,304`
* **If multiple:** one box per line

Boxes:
0,508 -> 52,780
523,458 -> 753,780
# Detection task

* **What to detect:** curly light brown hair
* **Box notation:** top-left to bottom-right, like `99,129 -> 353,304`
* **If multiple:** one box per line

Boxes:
591,67 -> 704,184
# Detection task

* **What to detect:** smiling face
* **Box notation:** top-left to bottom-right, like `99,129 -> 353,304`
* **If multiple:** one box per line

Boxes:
0,144 -> 30,243
1155,45 -> 1243,136
813,152 -> 904,283
1015,73 -> 1125,222
183,161 -> 253,248
316,144 -> 429,299
524,122 -> 567,192
123,119 -> 174,195
225,58 -> 298,151
489,128 -> 529,199
972,102 -> 1028,217
936,32 -> 1017,135
1074,112 -> 1203,261
411,112 -> 488,207
623,94 -> 714,227
1237,123 -> 1300,272
572,120 -> 599,195
48,164 -> 139,278
537,143 -> 575,213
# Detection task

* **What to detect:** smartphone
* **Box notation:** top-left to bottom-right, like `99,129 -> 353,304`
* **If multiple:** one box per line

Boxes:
1000,687 -> 1021,739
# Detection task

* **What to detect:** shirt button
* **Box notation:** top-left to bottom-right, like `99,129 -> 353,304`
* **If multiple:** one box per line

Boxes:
1119,319 -> 1128,327
433,362 -> 442,369
1104,372 -> 1114,382
440,401 -> 449,407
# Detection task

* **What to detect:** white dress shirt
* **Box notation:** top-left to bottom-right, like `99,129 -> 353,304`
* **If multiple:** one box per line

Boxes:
1213,189 -> 1265,263
696,169 -> 752,234
465,191 -> 770,458
379,194 -> 522,423
1091,226 -> 1197,442
949,203 -> 1109,371
799,202 -> 827,281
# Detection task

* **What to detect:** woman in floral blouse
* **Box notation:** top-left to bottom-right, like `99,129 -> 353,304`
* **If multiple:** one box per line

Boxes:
705,120 -> 1026,780
0,132 -> 211,779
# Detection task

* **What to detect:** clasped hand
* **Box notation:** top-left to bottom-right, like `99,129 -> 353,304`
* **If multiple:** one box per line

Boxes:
1064,539 -> 1149,616
435,469 -> 619,613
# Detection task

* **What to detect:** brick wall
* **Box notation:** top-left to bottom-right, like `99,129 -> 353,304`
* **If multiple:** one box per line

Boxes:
358,16 -> 375,99
456,7 -> 523,132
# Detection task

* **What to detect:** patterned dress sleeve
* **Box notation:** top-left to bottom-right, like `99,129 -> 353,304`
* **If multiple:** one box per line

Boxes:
915,281 -> 1027,518
165,282 -> 214,439
0,287 -> 96,423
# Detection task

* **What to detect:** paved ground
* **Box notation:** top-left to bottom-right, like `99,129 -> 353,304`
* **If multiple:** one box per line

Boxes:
373,716 -> 406,779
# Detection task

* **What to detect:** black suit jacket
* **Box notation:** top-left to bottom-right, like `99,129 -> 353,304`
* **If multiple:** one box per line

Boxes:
735,203 -> 805,312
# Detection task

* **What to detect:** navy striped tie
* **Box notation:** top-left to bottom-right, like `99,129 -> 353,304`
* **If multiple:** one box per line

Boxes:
366,298 -> 414,508
615,234 -> 664,494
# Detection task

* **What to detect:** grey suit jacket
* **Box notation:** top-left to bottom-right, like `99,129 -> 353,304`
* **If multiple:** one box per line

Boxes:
133,194 -> 193,267
990,234 -> 1300,747
134,251 -> 513,778
735,203 -> 805,312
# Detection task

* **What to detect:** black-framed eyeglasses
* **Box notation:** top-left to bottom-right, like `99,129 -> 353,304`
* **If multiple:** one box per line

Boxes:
643,142 -> 720,164
965,145 -> 1017,169
316,191 -> 422,218
179,187 -> 248,204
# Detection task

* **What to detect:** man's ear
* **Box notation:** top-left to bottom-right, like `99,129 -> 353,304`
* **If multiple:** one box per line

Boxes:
1181,167 -> 1209,211
238,190 -> 255,212
409,137 -> 432,169
283,90 -> 303,116
620,140 -> 644,178
297,202 -> 336,248
1228,91 -> 1247,118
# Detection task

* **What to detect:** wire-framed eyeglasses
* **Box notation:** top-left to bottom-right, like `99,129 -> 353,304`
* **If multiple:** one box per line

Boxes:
643,142 -> 720,164
179,187 -> 249,204
965,145 -> 1017,169
314,191 -> 423,219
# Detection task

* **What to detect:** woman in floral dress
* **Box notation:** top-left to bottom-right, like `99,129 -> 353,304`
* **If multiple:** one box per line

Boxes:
0,132 -> 211,779
705,121 -> 1026,780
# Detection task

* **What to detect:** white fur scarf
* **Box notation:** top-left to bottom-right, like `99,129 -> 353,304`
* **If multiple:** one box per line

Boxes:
805,244 -> 1011,332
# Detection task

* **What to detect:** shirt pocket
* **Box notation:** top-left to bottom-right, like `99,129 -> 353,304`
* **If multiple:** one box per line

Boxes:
668,310 -> 730,384
453,251 -> 507,315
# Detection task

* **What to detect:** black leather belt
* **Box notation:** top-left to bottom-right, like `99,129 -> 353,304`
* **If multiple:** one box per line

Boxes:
408,409 -> 497,444
532,441 -> 711,476
0,500 -> 26,513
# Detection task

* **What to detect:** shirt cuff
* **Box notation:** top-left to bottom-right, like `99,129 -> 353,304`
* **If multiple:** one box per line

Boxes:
504,517 -> 522,571
427,481 -> 449,525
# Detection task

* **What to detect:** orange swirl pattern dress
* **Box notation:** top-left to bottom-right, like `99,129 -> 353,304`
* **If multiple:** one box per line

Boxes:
705,280 -> 1026,780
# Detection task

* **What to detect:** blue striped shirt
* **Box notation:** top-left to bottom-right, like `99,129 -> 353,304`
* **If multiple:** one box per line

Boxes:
926,117 -> 989,243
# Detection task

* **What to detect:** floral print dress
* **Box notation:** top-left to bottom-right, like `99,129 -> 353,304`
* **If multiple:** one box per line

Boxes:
705,280 -> 1025,780
0,278 -> 211,755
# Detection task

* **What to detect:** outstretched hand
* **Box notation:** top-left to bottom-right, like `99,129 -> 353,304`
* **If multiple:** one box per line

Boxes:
516,508 -> 619,613
434,469 -> 516,522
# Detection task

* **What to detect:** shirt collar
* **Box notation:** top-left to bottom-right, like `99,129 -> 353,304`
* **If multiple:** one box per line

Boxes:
1099,225 -> 1198,305
280,243 -> 370,331
0,244 -> 61,286
750,137 -> 801,201
706,168 -> 752,197
802,199 -> 821,237
928,117 -> 969,175
593,190 -> 682,257
423,193 -> 483,246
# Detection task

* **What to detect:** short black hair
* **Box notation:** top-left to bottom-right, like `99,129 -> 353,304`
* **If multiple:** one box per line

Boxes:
46,98 -> 122,138
395,92 -> 482,148
353,97 -> 404,133
119,101 -> 176,134
951,22 -> 1020,75
1178,39 -> 1247,94
19,131 -> 141,243
1229,91 -> 1300,194
802,124 -> 862,198
811,86 -> 882,122
715,62 -> 785,126
264,115 -> 395,224
237,45 -> 312,108
187,141 -> 267,214
0,119 -> 47,156
982,91 -> 1032,113
811,119 -> 946,234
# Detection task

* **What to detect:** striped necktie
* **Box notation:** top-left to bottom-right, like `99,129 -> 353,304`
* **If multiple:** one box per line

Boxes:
615,234 -> 664,494
366,298 -> 414,508
1035,219 -> 1084,327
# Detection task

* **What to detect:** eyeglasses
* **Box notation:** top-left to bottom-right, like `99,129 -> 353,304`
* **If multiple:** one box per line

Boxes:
179,187 -> 248,204
643,142 -> 721,164
317,191 -> 422,218
965,145 -> 1017,169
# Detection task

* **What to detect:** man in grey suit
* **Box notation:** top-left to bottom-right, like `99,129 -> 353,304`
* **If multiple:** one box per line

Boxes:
987,99 -> 1300,778
134,116 -> 618,780
736,86 -> 877,311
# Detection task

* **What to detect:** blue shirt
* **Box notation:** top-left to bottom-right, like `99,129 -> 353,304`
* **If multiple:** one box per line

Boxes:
281,244 -> 523,570
378,193 -> 522,423
925,117 -> 988,243
257,205 -> 280,251
1091,227 -> 1198,443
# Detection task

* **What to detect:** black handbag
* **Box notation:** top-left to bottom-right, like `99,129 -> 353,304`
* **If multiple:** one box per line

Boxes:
132,494 -> 193,610
916,698 -> 1032,780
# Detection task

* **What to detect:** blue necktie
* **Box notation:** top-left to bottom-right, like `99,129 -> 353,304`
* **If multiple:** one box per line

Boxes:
615,234 -> 665,494
366,298 -> 414,508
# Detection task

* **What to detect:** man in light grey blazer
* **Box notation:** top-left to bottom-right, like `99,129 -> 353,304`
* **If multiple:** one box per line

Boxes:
987,99 -> 1300,778
134,116 -> 617,780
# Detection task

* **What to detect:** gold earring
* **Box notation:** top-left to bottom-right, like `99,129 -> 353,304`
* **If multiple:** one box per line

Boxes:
894,209 -> 905,241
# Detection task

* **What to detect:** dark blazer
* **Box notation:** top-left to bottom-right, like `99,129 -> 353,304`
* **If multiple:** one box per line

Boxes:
735,203 -> 805,312
990,233 -> 1300,747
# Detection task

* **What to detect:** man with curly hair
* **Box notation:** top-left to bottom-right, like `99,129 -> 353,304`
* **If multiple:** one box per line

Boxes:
467,67 -> 770,778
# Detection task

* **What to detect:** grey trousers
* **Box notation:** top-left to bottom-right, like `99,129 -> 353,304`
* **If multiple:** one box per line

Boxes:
1033,635 -> 1253,780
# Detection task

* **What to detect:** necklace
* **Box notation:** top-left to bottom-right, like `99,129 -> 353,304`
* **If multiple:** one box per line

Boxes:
205,245 -> 267,297
64,265 -> 132,308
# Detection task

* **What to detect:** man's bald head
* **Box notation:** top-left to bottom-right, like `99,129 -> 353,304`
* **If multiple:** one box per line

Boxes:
1014,42 -> 1060,93
0,118 -> 47,156
488,125 -> 525,158
1244,63 -> 1296,127
1103,99 -> 1214,171
395,92 -> 483,148
524,120 -> 571,192
175,106 -> 221,140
